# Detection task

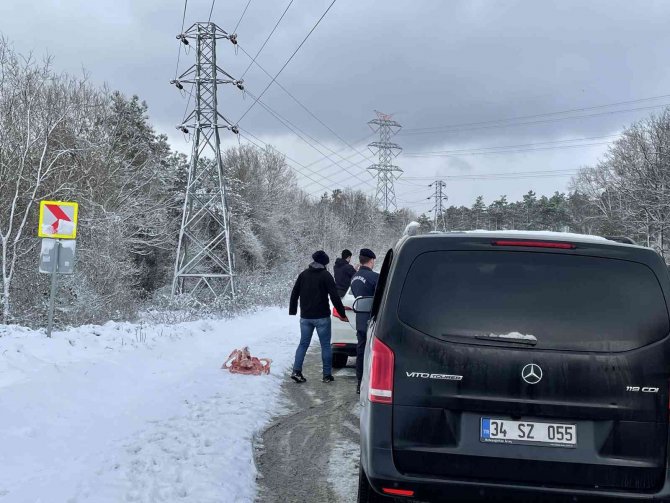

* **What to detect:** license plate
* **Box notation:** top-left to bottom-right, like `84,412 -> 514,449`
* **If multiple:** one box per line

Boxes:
481,418 -> 576,448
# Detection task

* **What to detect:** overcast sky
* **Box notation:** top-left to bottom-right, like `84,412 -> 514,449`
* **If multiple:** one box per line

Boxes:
2,0 -> 670,212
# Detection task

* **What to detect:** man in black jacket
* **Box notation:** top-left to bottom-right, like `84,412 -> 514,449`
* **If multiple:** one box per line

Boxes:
289,250 -> 348,383
334,249 -> 357,297
350,248 -> 379,394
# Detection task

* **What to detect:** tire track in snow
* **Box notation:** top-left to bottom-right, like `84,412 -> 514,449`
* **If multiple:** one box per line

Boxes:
255,349 -> 361,502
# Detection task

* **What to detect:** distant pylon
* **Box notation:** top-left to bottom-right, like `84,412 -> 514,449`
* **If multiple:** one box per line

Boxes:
429,180 -> 448,231
171,22 -> 243,300
367,111 -> 402,211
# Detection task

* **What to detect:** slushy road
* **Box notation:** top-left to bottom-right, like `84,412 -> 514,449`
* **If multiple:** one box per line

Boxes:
255,348 -> 361,503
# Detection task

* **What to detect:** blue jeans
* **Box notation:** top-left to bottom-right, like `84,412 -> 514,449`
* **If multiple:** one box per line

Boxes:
293,317 -> 332,377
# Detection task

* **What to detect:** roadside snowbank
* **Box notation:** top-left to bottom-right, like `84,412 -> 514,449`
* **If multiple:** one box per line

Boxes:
0,307 -> 298,503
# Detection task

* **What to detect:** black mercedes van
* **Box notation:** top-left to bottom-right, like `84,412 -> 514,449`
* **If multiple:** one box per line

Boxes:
357,232 -> 670,502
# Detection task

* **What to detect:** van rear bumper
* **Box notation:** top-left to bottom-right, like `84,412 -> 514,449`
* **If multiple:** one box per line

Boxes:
364,445 -> 670,501
360,404 -> 670,502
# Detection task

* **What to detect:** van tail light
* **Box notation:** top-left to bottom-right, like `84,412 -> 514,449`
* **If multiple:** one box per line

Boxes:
382,488 -> 414,497
492,240 -> 576,250
369,337 -> 394,404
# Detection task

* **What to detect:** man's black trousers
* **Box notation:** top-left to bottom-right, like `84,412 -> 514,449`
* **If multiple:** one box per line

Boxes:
356,329 -> 367,382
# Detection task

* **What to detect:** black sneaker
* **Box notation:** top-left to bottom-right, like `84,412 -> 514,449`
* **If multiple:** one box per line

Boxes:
356,381 -> 361,394
322,375 -> 335,383
291,371 -> 306,383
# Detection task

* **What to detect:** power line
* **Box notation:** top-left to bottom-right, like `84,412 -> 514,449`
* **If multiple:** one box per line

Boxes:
403,168 -> 579,180
237,44 -> 372,166
298,135 -> 376,192
308,177 -> 373,197
174,0 -> 193,132
301,132 -> 375,167
233,0 -> 253,33
208,0 -> 216,22
301,135 -> 378,191
174,0 -> 189,79
404,134 -> 620,156
239,128 -> 371,193
397,198 -> 432,204
404,141 -> 614,157
239,131 -> 333,192
237,17 -> 379,178
404,168 -> 578,178
241,130 -> 373,198
397,188 -> 433,199
242,89 -> 374,186
396,179 -> 434,188
441,172 -> 579,180
181,84 -> 195,124
237,0 -> 338,124
299,134 -> 375,173
402,93 -> 670,134
239,0 -> 295,80
401,103 -> 670,136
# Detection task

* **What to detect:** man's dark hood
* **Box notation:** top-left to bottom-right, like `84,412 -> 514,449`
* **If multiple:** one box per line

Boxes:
334,257 -> 349,268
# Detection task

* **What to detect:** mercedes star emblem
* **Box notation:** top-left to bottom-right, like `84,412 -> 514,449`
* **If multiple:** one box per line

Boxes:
521,363 -> 543,384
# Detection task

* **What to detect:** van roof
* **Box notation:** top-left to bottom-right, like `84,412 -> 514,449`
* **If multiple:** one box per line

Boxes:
417,230 -> 644,248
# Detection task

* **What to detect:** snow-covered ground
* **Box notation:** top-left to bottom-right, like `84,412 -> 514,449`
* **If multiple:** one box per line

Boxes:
0,308 -> 297,503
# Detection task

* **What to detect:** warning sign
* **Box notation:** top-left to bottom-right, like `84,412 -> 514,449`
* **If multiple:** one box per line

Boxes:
38,201 -> 78,239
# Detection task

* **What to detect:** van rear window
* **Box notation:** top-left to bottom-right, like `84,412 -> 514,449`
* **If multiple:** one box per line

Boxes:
398,251 -> 669,352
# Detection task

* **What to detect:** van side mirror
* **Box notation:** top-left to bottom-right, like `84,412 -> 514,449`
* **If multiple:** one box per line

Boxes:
353,296 -> 374,314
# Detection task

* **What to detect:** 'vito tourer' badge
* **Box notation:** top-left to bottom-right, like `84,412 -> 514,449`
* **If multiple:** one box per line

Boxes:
521,363 -> 542,384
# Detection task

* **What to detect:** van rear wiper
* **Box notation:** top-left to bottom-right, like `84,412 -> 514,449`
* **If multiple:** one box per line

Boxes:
473,333 -> 538,346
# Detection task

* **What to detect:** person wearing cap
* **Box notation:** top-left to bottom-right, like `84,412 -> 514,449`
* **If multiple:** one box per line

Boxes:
289,250 -> 348,384
334,249 -> 357,297
350,248 -> 379,394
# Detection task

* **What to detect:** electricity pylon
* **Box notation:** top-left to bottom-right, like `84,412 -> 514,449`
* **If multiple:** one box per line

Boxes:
367,111 -> 402,211
171,22 -> 243,300
429,180 -> 448,231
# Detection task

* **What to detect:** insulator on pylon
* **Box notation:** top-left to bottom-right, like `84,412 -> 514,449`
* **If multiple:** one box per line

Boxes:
231,125 -> 239,135
235,80 -> 244,91
176,34 -> 189,46
229,34 -> 238,45
170,80 -> 184,90
178,126 -> 189,134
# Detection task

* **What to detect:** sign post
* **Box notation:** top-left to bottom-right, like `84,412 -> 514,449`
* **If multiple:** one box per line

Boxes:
38,201 -> 78,337
46,241 -> 60,338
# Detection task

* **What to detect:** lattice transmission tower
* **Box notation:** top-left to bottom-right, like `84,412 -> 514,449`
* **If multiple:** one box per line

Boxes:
367,111 -> 402,211
171,22 -> 244,300
429,180 -> 448,231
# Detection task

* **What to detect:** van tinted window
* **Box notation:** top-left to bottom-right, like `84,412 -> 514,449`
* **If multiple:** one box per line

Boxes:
398,251 -> 669,352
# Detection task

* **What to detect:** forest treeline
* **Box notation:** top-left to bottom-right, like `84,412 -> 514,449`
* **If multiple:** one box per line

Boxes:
1,38 -> 667,326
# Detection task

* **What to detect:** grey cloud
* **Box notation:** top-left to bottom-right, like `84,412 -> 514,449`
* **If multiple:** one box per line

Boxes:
1,0 -> 668,206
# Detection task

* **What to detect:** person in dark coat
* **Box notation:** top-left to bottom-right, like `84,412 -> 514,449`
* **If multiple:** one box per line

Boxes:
350,248 -> 379,394
289,250 -> 348,383
333,249 -> 357,297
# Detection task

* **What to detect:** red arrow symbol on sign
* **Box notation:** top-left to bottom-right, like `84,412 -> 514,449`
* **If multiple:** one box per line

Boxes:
45,204 -> 71,233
